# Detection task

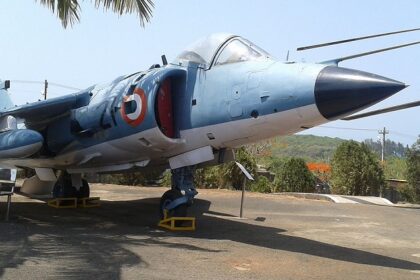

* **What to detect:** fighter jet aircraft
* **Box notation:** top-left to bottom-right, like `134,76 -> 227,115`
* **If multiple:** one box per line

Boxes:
0,29 -> 419,218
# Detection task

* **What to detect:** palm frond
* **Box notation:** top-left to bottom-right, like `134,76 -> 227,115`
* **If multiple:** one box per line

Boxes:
94,0 -> 154,26
37,0 -> 81,28
37,0 -> 154,28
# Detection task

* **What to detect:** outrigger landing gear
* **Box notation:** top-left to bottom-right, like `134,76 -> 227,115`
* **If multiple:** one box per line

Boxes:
48,172 -> 99,209
159,166 -> 197,219
52,172 -> 90,199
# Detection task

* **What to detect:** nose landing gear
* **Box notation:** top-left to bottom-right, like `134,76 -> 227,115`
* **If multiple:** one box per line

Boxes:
159,166 -> 197,220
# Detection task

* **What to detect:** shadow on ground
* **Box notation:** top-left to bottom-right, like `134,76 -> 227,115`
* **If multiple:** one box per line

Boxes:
1,197 -> 420,278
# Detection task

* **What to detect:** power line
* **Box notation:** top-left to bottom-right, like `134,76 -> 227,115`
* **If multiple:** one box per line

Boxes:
7,89 -> 43,94
318,125 -> 378,132
317,125 -> 418,140
48,82 -> 81,91
10,80 -> 42,85
10,80 -> 81,91
389,131 -> 418,139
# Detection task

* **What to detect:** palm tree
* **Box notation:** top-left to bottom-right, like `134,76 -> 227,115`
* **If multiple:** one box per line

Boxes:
38,0 -> 154,28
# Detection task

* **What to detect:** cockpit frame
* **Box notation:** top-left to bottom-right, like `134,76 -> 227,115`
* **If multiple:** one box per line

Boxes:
174,34 -> 272,71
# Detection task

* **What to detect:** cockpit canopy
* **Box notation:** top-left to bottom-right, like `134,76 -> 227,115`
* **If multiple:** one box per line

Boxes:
174,33 -> 271,69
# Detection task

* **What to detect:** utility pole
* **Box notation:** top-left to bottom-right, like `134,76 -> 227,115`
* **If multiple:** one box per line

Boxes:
43,79 -> 48,100
378,127 -> 389,198
378,127 -> 389,163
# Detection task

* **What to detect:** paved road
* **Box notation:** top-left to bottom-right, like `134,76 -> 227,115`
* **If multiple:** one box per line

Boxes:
0,184 -> 420,279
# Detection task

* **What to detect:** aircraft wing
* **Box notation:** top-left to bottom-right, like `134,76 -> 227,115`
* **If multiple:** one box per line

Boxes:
0,91 -> 91,130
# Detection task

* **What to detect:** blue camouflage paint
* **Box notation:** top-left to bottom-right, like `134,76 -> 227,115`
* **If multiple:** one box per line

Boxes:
0,33 -> 407,171
45,67 -> 189,153
189,61 -> 325,129
0,129 -> 43,151
0,35 -> 327,159
54,61 -> 321,154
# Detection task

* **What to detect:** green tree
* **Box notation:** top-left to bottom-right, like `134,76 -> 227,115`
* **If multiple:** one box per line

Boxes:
269,135 -> 345,162
164,148 -> 258,190
383,157 -> 407,180
406,137 -> 420,202
250,176 -> 273,193
194,166 -> 222,189
363,138 -> 408,159
38,0 -> 154,28
331,141 -> 385,196
99,168 -> 163,186
220,147 -> 258,190
273,157 -> 315,193
268,157 -> 288,172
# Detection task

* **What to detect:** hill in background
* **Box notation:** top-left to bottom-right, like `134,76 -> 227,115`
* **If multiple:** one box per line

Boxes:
268,135 -> 345,162
265,135 -> 408,163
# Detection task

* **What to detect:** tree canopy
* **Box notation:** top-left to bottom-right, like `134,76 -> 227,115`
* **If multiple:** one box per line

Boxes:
330,141 -> 385,196
273,157 -> 315,193
220,147 -> 258,190
406,136 -> 420,202
363,138 -> 408,159
37,0 -> 154,28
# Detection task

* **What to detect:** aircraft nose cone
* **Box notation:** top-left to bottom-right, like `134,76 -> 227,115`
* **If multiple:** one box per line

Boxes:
314,66 -> 407,120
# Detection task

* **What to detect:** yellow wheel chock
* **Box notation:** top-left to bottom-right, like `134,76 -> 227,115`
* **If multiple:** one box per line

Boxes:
47,197 -> 100,208
47,197 -> 77,208
158,210 -> 196,231
78,197 -> 100,208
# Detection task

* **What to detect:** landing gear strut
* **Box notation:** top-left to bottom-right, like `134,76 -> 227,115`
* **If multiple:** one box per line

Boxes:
159,166 -> 197,219
52,172 -> 90,199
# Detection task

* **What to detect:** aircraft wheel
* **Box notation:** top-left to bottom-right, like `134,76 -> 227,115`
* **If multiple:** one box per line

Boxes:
52,177 -> 76,198
159,189 -> 187,220
76,179 -> 90,198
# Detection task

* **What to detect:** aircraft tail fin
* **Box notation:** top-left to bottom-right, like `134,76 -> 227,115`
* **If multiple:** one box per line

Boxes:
0,80 -> 15,112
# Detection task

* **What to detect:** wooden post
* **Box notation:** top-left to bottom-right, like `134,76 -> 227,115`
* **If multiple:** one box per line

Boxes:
5,194 -> 11,222
240,176 -> 246,218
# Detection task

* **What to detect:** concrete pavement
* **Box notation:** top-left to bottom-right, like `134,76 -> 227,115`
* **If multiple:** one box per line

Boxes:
0,184 -> 419,279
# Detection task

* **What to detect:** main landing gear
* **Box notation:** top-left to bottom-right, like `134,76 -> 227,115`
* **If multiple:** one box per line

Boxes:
52,172 -> 90,199
159,166 -> 197,219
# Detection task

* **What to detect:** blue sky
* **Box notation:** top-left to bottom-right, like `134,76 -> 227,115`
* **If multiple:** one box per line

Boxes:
1,0 -> 419,145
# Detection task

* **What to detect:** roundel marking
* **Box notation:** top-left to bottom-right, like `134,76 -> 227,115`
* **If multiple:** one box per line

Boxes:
121,88 -> 147,127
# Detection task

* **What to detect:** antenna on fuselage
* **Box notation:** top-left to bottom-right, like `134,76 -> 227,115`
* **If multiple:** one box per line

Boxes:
161,55 -> 168,66
286,50 -> 290,61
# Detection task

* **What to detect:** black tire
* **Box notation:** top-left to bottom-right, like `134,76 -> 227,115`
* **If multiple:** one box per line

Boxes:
76,179 -> 90,198
52,177 -> 89,199
52,177 -> 76,198
159,189 -> 188,220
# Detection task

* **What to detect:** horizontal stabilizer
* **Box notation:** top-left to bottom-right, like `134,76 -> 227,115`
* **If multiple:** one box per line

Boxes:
342,100 -> 420,120
297,27 -> 420,51
321,41 -> 420,65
